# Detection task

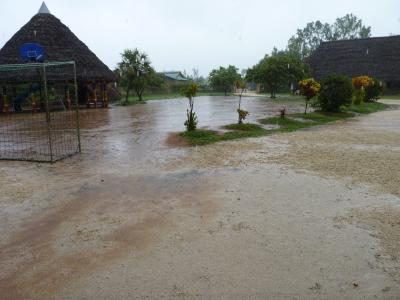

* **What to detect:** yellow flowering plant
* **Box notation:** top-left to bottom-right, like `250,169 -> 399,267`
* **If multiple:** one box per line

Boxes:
298,78 -> 321,114
352,76 -> 374,105
352,76 -> 374,89
237,109 -> 249,124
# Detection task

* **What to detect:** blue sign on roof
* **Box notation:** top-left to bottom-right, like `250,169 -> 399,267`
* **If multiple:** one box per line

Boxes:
20,43 -> 45,62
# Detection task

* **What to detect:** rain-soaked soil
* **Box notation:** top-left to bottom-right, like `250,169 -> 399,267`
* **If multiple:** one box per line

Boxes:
1,96 -> 400,299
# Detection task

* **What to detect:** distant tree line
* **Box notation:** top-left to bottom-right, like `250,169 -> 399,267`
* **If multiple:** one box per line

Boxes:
115,14 -> 371,102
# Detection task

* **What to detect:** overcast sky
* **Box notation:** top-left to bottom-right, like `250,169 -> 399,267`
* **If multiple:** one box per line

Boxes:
0,0 -> 399,76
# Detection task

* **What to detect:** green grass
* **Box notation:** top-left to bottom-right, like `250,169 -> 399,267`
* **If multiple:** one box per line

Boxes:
346,102 -> 388,114
261,102 -> 387,133
261,116 -> 313,132
380,95 -> 400,100
291,111 -> 354,123
181,101 -> 389,146
260,111 -> 355,133
180,129 -> 222,145
178,98 -> 389,146
223,123 -> 265,132
180,123 -> 269,146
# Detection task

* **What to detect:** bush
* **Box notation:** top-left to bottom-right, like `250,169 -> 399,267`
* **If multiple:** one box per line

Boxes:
353,88 -> 365,105
365,78 -> 383,102
318,75 -> 353,112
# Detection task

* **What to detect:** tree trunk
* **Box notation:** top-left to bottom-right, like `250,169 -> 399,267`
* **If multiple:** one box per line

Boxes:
224,89 -> 227,96
269,85 -> 276,99
125,88 -> 130,104
136,89 -> 143,101
238,94 -> 242,124
304,100 -> 308,114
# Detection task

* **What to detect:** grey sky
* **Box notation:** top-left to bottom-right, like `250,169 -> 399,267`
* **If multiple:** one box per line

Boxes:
0,0 -> 399,76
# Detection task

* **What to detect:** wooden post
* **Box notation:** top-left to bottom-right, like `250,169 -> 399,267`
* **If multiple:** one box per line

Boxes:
102,83 -> 109,108
43,64 -> 54,162
93,84 -> 98,108
31,93 -> 37,113
29,84 -> 36,113
86,83 -> 90,108
73,62 -> 82,153
2,86 -> 8,113
66,84 -> 72,111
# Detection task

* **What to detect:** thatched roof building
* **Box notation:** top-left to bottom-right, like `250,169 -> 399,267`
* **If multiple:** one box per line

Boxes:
307,36 -> 400,88
0,2 -> 115,83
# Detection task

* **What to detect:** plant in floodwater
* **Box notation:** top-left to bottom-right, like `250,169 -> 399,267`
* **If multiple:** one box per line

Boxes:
181,83 -> 198,131
280,106 -> 286,119
236,79 -> 248,124
237,109 -> 249,124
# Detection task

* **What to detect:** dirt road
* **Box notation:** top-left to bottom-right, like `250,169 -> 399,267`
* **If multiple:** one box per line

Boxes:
0,97 -> 399,299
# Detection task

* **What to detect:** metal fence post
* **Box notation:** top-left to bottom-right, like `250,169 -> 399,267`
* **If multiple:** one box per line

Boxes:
43,63 -> 54,162
73,62 -> 81,153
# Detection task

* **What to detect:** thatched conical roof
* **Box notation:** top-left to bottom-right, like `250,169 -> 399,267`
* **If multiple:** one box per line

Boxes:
0,3 -> 115,83
307,35 -> 400,83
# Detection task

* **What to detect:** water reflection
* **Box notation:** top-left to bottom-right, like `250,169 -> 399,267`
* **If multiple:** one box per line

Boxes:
77,96 -> 304,168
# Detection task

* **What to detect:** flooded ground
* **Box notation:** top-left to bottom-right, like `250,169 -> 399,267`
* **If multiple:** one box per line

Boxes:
0,96 -> 400,299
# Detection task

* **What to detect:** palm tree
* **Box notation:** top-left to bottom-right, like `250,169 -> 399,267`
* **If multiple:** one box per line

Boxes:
118,48 -> 153,103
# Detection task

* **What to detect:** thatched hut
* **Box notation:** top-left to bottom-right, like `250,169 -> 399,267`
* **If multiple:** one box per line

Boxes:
307,35 -> 400,89
0,2 -> 116,106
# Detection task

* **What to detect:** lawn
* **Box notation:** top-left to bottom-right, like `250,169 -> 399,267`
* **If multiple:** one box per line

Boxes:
261,111 -> 354,132
379,94 -> 400,100
346,101 -> 388,113
180,101 -> 389,146
180,123 -> 269,146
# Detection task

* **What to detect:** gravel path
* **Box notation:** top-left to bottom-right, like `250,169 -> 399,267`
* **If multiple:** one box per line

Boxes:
1,99 -> 399,299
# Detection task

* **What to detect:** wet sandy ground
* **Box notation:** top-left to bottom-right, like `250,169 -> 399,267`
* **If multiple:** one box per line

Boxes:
1,96 -> 400,299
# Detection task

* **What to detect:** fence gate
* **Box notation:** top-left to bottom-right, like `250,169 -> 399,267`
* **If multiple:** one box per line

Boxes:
0,61 -> 81,162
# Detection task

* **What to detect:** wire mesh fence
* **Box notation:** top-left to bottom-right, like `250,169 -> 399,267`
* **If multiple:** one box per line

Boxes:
0,61 -> 81,162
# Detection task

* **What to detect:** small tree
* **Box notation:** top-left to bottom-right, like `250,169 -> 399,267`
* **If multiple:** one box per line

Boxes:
352,76 -> 374,105
181,83 -> 198,131
299,78 -> 321,114
318,75 -> 353,112
118,48 -> 162,103
209,65 -> 241,96
235,79 -> 249,124
246,52 -> 305,98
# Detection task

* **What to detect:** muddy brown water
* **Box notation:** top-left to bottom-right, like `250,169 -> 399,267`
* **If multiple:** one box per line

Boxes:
1,97 -> 400,299
74,96 -> 304,171
0,96 -> 302,164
